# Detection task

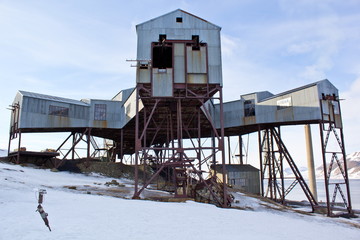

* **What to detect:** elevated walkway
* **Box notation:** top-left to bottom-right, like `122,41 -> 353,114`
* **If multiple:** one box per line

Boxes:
9,79 -> 339,152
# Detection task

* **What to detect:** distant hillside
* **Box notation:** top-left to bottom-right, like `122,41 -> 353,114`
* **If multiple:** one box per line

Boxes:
315,152 -> 360,179
283,152 -> 360,179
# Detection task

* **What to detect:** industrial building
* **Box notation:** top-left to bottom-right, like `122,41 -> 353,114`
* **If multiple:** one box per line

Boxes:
7,9 -> 353,216
212,164 -> 260,195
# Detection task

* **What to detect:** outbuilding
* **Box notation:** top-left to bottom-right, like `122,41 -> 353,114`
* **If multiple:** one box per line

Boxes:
212,164 -> 260,194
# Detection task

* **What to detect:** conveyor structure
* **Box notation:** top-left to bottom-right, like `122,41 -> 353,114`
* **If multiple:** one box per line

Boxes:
7,9 -> 353,216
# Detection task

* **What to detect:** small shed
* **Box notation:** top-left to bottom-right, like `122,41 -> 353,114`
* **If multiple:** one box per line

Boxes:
211,164 -> 260,194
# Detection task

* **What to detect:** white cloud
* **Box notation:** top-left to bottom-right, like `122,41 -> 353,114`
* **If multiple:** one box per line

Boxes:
0,3 -> 136,75
287,41 -> 318,54
340,77 -> 360,153
221,34 -> 246,58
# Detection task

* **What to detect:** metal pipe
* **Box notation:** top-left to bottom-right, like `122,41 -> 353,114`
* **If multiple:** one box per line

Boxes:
304,124 -> 318,202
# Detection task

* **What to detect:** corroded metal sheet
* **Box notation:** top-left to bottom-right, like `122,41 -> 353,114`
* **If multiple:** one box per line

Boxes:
152,68 -> 173,97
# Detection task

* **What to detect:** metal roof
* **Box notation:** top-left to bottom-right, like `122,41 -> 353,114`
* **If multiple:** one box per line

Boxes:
136,9 -> 221,30
212,164 -> 260,172
259,79 -> 334,102
19,90 -> 89,106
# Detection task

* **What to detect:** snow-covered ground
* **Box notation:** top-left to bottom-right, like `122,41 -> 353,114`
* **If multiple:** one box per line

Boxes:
1,161 -> 359,240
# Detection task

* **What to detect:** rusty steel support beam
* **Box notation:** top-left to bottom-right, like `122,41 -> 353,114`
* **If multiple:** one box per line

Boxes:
54,128 -> 89,168
258,126 -> 264,197
132,84 -> 229,206
219,88 -> 228,207
271,127 -> 318,211
239,135 -> 243,165
16,130 -> 21,164
319,97 -> 353,216
259,127 -> 318,211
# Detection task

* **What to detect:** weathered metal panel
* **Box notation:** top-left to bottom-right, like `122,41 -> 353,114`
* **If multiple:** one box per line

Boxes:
136,9 -> 222,86
152,69 -> 173,97
123,90 -> 144,127
187,74 -> 207,84
88,100 -> 123,129
174,43 -> 185,83
186,46 -> 207,74
213,80 -> 339,129
222,101 -> 243,128
136,68 -> 151,83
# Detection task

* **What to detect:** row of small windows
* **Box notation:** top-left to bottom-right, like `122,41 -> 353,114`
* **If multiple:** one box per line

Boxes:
94,104 -> 107,121
48,104 -> 107,120
49,105 -> 69,117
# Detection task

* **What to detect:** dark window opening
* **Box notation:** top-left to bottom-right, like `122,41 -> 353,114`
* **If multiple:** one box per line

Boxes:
159,34 -> 167,43
94,104 -> 107,121
139,62 -> 149,69
244,99 -> 255,117
152,44 -> 173,69
192,35 -> 200,50
176,17 -> 183,23
49,105 -> 69,117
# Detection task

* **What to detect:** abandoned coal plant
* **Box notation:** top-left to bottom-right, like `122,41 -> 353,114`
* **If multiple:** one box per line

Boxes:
6,9 -> 354,216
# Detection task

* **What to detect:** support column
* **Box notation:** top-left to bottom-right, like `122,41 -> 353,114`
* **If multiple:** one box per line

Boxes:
258,127 -> 264,196
219,88 -> 228,207
133,87 -> 140,198
16,130 -> 21,164
228,136 -> 231,165
304,124 -> 318,202
239,135 -> 243,165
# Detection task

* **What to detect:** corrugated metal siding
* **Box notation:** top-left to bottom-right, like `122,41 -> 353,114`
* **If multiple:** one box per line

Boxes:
186,46 -> 207,73
136,9 -> 222,86
215,80 -> 338,129
16,92 -> 127,129
152,69 -> 173,97
174,43 -> 185,83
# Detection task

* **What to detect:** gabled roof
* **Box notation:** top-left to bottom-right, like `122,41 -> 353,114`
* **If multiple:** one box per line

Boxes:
258,79 -> 336,102
136,9 -> 221,30
18,90 -> 89,106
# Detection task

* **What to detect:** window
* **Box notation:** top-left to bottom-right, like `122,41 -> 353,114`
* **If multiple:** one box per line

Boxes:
159,34 -> 166,43
94,104 -> 107,121
244,99 -> 255,117
152,44 -> 173,69
176,17 -> 183,23
192,35 -> 200,50
277,97 -> 292,110
49,105 -> 69,117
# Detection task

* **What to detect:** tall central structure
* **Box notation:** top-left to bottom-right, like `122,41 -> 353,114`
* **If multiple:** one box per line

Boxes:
132,9 -> 229,206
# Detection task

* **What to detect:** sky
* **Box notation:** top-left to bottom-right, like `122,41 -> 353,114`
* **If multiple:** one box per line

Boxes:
0,0 -> 359,168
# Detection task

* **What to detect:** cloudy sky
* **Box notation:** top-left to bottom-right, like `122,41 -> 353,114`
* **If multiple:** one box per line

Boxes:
0,0 -> 359,167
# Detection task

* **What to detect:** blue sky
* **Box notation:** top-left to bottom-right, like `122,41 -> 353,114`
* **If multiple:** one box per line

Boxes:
0,0 -> 359,166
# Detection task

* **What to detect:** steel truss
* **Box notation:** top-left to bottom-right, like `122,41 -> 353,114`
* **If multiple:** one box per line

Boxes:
133,84 -> 230,207
319,96 -> 353,216
54,128 -> 107,168
259,127 -> 318,211
7,102 -> 21,163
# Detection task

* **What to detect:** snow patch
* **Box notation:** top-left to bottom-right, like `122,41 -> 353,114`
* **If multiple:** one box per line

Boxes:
1,162 -> 359,239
